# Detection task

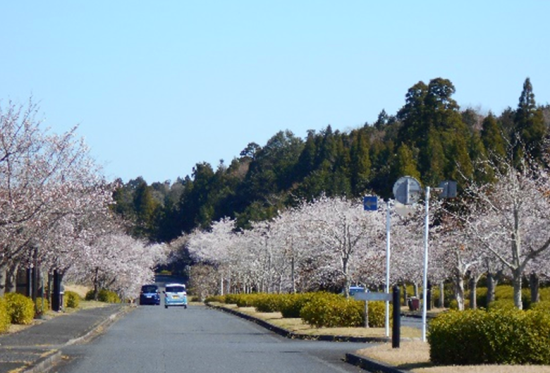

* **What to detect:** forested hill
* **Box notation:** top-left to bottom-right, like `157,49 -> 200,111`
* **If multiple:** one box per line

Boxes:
112,77 -> 550,243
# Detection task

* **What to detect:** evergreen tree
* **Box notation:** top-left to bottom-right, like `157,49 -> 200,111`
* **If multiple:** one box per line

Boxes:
481,113 -> 506,161
514,78 -> 546,161
133,180 -> 159,238
391,143 -> 421,183
350,130 -> 371,195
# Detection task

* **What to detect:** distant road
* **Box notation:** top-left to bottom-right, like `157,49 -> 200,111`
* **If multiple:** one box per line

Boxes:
154,274 -> 188,287
56,304 -> 370,373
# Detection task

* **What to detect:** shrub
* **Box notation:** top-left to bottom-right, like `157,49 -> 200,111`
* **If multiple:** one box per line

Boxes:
300,293 -> 363,328
204,295 -> 226,303
530,301 -> 550,313
254,294 -> 283,313
98,289 -> 121,303
64,291 -> 81,308
4,293 -> 35,325
85,289 -> 121,303
85,289 -> 96,301
280,293 -> 316,318
34,297 -> 50,315
429,309 -> 550,365
0,298 -> 11,333
493,285 -> 531,309
227,294 -> 257,308
487,299 -> 516,312
366,301 -> 391,328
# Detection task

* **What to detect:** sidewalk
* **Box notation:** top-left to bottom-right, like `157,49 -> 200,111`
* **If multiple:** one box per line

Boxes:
0,304 -> 131,373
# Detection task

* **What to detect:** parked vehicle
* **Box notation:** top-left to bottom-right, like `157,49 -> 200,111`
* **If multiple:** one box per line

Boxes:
163,283 -> 188,309
140,284 -> 160,305
349,286 -> 366,296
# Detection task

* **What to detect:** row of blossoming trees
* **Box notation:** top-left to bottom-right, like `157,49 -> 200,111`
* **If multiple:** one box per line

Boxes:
181,145 -> 550,310
0,101 -> 168,300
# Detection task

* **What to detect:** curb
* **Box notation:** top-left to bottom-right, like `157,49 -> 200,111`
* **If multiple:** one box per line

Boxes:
65,305 -> 135,346
22,350 -> 63,373
345,352 -> 410,373
207,303 -> 390,343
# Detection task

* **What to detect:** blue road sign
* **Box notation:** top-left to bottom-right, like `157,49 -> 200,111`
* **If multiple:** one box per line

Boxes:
363,196 -> 378,211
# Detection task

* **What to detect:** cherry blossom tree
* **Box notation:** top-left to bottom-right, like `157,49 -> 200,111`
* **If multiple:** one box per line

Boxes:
297,195 -> 386,297
459,155 -> 550,309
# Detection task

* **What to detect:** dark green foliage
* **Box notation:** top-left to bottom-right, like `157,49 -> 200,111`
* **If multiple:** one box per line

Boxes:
110,77 -> 547,246
514,78 -> 546,161
4,293 -> 35,325
429,309 -> 550,365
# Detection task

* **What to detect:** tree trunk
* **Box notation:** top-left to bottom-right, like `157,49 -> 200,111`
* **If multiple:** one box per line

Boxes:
5,262 -> 19,293
403,283 -> 408,307
469,277 -> 477,310
0,263 -> 7,297
342,256 -> 350,298
512,269 -> 523,310
438,282 -> 445,308
486,272 -> 497,307
291,257 -> 296,294
529,272 -> 540,304
454,275 -> 465,311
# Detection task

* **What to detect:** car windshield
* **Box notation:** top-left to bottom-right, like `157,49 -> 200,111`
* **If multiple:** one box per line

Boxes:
141,285 -> 158,293
166,286 -> 185,293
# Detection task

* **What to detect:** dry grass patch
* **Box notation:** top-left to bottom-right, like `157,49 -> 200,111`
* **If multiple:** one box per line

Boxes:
356,341 -> 550,373
64,284 -> 90,299
213,302 -> 421,339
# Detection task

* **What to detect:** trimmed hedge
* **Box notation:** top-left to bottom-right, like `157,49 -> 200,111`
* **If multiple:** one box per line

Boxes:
429,309 -> 550,365
34,297 -> 50,315
4,293 -> 35,325
64,291 -> 81,308
280,293 -> 316,318
0,297 -> 10,333
299,292 -> 390,328
85,289 -> 121,303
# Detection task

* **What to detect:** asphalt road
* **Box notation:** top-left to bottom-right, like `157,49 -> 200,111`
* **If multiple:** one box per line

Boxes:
54,304 -> 371,373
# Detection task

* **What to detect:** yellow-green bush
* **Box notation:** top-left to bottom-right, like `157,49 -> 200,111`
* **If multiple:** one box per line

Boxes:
98,289 -> 120,303
4,293 -> 35,325
300,293 -> 363,328
487,299 -> 516,311
34,297 -> 50,315
204,295 -> 226,303
0,298 -> 11,333
64,291 -> 81,308
85,289 -> 120,303
429,309 -> 550,365
530,301 -> 550,313
280,293 -> 316,318
253,294 -> 283,313
226,293 -> 257,308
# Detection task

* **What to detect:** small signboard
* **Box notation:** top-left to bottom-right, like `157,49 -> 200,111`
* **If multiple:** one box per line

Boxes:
353,292 -> 392,302
393,176 -> 422,205
438,181 -> 457,198
363,196 -> 378,211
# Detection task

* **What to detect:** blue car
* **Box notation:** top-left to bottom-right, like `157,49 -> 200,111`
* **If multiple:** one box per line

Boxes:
140,284 -> 160,305
164,283 -> 188,309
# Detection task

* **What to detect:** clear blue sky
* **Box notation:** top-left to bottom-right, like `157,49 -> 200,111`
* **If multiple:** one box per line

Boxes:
1,1 -> 548,184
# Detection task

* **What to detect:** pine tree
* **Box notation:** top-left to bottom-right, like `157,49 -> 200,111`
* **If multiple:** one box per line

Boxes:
481,113 -> 506,160
514,78 -> 546,161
